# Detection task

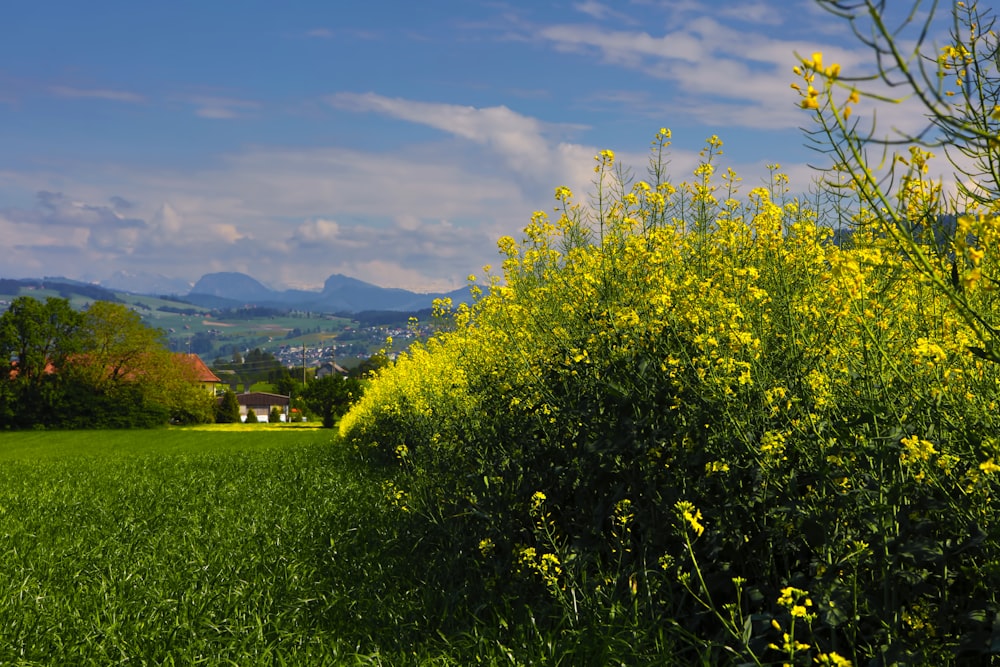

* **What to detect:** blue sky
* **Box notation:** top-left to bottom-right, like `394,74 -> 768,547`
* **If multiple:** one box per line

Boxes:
0,0 -> 936,293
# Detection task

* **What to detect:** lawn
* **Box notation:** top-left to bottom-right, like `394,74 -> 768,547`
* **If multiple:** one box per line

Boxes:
0,427 -> 428,665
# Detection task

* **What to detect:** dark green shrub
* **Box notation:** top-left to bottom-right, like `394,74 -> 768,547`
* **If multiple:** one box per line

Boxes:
216,390 -> 240,424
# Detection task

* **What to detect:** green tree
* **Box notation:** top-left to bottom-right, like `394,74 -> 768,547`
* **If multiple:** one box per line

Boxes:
349,351 -> 390,379
155,355 -> 216,425
0,296 -> 84,388
300,375 -> 361,428
244,407 -> 258,424
239,348 -> 283,387
0,297 -> 214,428
274,372 -> 300,399
269,406 -> 282,423
216,389 -> 241,424
77,301 -> 169,386
0,296 -> 84,428
77,302 -> 213,425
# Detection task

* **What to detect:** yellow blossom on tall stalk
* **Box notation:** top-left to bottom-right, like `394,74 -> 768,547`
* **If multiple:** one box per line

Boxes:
676,500 -> 705,537
900,435 -> 937,464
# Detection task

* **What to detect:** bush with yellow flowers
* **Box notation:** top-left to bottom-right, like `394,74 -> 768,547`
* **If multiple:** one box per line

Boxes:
340,126 -> 1000,663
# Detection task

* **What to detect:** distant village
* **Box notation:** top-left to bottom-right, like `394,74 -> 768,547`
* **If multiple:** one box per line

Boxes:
267,322 -> 422,370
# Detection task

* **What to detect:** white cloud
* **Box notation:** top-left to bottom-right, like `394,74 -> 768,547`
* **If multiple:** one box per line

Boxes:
183,95 -> 260,119
540,24 -> 704,65
0,131 -> 835,293
326,92 -> 596,195
573,1 -> 636,24
211,223 -> 246,243
346,259 -> 469,293
196,107 -> 239,120
533,8 -> 875,131
150,203 -> 183,239
294,218 -> 342,243
0,135 -> 543,291
327,93 -> 550,154
49,85 -> 145,104
714,1 -> 785,25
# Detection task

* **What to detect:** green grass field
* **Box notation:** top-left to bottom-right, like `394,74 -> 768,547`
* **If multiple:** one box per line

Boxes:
0,427 -> 433,665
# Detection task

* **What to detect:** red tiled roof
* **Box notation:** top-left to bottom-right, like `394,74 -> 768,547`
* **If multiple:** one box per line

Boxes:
7,360 -> 56,380
176,353 -> 222,383
9,353 -> 222,385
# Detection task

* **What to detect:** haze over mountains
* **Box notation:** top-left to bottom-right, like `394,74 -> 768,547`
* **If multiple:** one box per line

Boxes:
5,271 -> 473,314
101,271 -> 197,297
182,272 -> 473,312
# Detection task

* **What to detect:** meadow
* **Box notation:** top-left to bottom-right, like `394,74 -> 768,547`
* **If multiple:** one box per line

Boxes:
0,427 -> 463,666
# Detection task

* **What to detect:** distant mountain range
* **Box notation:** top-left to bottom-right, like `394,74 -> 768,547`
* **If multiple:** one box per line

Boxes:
2,271 -> 474,314
101,270 -> 194,296
183,272 -> 474,312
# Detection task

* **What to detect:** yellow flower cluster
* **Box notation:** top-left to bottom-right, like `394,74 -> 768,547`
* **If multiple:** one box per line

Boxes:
815,652 -> 853,667
676,500 -> 705,537
900,435 -> 937,464
338,130 -> 1000,652
343,129 -> 1000,491
792,52 -> 839,109
517,546 -> 563,590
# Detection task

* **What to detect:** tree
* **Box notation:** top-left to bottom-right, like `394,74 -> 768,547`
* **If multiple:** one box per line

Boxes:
77,302 -> 214,425
274,372 -> 301,399
216,389 -> 241,423
300,375 -> 361,428
350,351 -> 391,379
0,297 -> 214,428
269,406 -> 282,423
244,407 -> 258,424
77,301 -> 169,386
148,353 -> 216,425
0,296 -> 84,388
0,296 -> 84,428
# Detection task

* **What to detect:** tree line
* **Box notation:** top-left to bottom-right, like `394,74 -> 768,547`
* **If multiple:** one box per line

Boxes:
0,296 -> 215,429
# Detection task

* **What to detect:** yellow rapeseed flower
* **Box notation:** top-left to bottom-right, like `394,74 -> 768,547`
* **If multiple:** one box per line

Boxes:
980,458 -> 1000,474
675,500 -> 705,536
815,652 -> 853,667
597,149 -> 615,164
478,538 -> 495,557
900,435 -> 937,463
706,460 -> 730,474
540,552 -> 561,575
